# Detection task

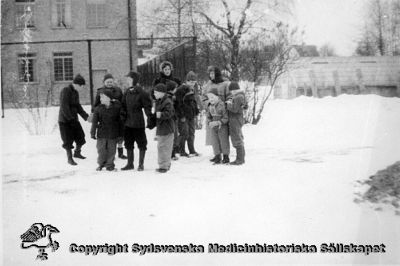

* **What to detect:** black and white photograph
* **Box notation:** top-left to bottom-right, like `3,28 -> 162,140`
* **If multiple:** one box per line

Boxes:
1,0 -> 400,265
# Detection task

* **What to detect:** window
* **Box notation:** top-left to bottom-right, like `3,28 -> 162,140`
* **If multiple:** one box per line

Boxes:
87,0 -> 106,28
51,0 -> 72,28
18,53 -> 36,82
54,52 -> 74,81
15,0 -> 35,28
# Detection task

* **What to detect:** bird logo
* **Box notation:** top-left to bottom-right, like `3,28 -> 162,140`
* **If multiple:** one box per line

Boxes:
20,223 -> 60,260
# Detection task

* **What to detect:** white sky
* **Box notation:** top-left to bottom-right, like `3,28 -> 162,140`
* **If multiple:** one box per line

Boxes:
294,0 -> 365,56
137,0 -> 366,56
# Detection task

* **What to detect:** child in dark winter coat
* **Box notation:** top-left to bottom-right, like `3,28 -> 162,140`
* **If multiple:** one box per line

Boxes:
92,73 -> 126,159
91,91 -> 123,171
226,82 -> 246,165
175,71 -> 200,156
154,83 -> 176,173
165,80 -> 180,160
206,88 -> 230,164
120,71 -> 153,171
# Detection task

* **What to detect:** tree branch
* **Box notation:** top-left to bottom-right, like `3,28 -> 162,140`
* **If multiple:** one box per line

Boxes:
237,0 -> 253,36
198,11 -> 230,36
220,0 -> 234,35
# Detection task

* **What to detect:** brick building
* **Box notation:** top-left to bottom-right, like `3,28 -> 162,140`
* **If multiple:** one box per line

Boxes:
1,0 -> 138,106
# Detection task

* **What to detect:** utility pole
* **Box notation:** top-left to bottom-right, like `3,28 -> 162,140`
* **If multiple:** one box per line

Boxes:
127,0 -> 133,70
178,0 -> 182,42
87,40 -> 94,107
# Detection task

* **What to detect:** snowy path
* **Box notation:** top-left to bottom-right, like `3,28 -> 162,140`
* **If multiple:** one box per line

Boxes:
2,95 -> 400,265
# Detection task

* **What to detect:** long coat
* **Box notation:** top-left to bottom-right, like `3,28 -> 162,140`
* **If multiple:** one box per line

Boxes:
121,86 -> 152,129
58,84 -> 89,123
155,94 -> 175,136
175,84 -> 200,120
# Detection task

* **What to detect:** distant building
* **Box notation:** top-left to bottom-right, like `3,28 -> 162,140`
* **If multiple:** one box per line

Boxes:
274,56 -> 400,99
1,0 -> 138,106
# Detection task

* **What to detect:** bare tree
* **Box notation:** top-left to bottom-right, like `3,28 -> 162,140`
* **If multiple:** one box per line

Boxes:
137,0 -> 208,38
197,0 -> 293,81
240,24 -> 299,124
356,0 -> 400,56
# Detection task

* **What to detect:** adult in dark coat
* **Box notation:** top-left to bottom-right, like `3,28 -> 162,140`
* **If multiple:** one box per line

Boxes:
175,71 -> 200,156
92,73 -> 126,159
58,74 -> 89,165
120,71 -> 153,171
152,61 -> 182,88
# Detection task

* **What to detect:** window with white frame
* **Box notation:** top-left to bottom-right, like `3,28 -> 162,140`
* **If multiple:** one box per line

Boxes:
54,52 -> 74,81
87,0 -> 106,28
15,0 -> 35,28
18,53 -> 36,82
51,0 -> 72,28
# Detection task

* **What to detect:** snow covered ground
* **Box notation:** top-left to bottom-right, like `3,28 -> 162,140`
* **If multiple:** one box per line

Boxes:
2,94 -> 400,265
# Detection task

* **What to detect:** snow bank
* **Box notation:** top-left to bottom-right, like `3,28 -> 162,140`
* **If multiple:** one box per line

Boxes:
2,95 -> 400,265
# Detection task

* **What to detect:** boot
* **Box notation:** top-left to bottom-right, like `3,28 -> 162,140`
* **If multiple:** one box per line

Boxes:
212,154 -> 222,164
230,146 -> 244,165
171,147 -> 178,160
73,145 -> 86,159
121,149 -> 134,170
180,150 -> 189,157
138,149 -> 145,171
210,154 -> 220,162
222,154 -> 230,164
118,147 -> 127,159
66,149 -> 77,165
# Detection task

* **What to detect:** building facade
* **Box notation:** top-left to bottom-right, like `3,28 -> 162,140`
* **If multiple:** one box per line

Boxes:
274,56 -> 400,99
1,0 -> 138,106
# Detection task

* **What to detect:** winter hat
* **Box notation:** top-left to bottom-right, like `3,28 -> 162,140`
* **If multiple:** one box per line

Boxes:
207,66 -> 223,83
103,73 -> 114,82
154,83 -> 167,93
73,74 -> 86,86
125,71 -> 141,85
100,89 -> 113,99
228,81 -> 240,91
185,71 -> 197,81
166,80 -> 177,92
159,61 -> 174,72
207,87 -> 219,96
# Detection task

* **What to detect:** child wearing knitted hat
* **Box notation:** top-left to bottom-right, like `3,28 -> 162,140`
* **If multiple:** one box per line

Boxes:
225,82 -> 246,165
153,83 -> 176,173
206,88 -> 230,164
91,90 -> 123,171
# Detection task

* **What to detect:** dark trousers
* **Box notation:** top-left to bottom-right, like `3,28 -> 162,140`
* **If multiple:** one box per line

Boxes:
229,118 -> 244,147
97,138 -> 117,168
178,118 -> 196,153
173,118 -> 179,151
177,119 -> 189,152
187,118 -> 196,153
59,121 -> 86,150
124,127 -> 147,150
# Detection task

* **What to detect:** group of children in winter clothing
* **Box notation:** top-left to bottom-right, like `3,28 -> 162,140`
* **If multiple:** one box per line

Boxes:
203,66 -> 246,165
59,61 -> 246,173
